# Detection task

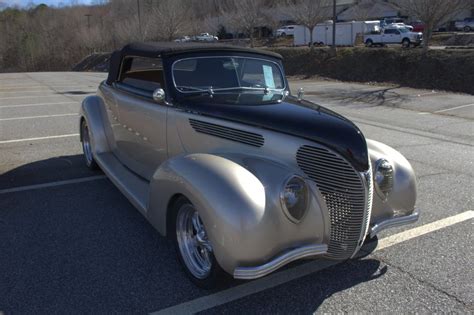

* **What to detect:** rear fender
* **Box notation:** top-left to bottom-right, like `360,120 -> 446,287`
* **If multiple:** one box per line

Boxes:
79,95 -> 110,155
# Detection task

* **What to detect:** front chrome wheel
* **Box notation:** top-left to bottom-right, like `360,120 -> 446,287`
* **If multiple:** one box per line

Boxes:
176,203 -> 213,279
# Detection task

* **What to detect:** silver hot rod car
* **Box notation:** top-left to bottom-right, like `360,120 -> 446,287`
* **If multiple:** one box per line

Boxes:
79,42 -> 419,287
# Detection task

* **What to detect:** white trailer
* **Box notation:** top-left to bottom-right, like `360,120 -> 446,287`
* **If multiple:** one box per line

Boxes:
293,21 -> 380,46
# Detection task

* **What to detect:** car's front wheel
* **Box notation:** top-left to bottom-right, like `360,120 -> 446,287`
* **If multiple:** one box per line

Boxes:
365,39 -> 373,47
402,38 -> 411,48
173,196 -> 226,288
464,26 -> 472,32
80,119 -> 98,170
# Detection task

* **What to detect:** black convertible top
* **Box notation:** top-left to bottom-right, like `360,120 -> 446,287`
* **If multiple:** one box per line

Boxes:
106,42 -> 283,85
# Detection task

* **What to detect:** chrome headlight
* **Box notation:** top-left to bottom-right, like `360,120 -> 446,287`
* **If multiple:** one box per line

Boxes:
280,175 -> 308,223
375,158 -> 394,199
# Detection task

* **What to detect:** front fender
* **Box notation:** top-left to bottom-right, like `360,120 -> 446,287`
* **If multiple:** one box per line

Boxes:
147,153 -> 329,275
368,139 -> 417,225
79,95 -> 110,155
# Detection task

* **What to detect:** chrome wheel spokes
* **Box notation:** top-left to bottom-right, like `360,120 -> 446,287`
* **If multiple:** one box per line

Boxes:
177,204 -> 213,279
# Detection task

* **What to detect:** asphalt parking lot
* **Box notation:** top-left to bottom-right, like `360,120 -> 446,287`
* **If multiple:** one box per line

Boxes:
0,72 -> 473,314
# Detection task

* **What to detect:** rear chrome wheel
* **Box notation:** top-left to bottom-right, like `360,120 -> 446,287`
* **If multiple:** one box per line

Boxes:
172,197 -> 226,288
81,119 -> 98,170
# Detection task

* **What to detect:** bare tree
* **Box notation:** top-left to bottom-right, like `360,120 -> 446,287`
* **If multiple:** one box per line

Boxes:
286,0 -> 331,48
262,7 -> 283,45
149,0 -> 189,41
220,0 -> 266,47
399,0 -> 472,52
351,0 -> 374,21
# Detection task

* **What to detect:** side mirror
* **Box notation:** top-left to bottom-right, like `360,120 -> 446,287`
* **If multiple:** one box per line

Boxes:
153,88 -> 165,103
297,87 -> 305,101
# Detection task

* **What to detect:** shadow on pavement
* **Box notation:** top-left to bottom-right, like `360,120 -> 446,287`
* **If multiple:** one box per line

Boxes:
307,86 -> 410,108
0,154 -> 99,190
203,258 -> 387,314
1,154 -> 386,314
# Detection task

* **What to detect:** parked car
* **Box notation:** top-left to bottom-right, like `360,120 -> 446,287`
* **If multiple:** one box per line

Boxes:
365,26 -> 423,47
276,25 -> 296,37
80,42 -> 419,288
380,17 -> 405,28
455,17 -> 474,32
410,21 -> 425,33
194,33 -> 218,42
174,36 -> 191,43
386,23 -> 413,31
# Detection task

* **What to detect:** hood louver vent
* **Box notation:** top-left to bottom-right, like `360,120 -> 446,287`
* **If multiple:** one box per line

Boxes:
189,119 -> 264,147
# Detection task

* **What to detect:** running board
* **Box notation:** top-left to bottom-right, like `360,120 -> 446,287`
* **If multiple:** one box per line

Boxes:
95,152 -> 149,214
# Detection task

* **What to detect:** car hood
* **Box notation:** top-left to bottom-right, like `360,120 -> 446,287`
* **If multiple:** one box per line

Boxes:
176,93 -> 369,171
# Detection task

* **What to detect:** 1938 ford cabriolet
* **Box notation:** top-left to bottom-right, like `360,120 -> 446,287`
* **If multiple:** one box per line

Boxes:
79,42 -> 419,288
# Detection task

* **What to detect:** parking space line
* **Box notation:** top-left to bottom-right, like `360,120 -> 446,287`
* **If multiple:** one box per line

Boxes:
0,85 -> 97,91
0,101 -> 78,109
150,210 -> 474,315
0,175 -> 107,194
0,113 -> 77,121
377,211 -> 474,250
434,103 -> 474,113
0,90 -> 57,94
0,133 -> 79,144
0,95 -> 66,100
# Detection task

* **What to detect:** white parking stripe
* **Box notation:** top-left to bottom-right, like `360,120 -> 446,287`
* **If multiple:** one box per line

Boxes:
0,113 -> 77,121
434,103 -> 474,113
0,95 -> 66,100
0,133 -> 79,144
0,101 -> 78,108
0,88 -> 95,93
0,85 -> 97,90
377,211 -> 474,250
150,210 -> 474,315
0,175 -> 107,194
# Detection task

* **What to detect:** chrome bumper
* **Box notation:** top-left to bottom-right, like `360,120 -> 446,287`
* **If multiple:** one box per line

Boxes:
233,244 -> 328,280
369,210 -> 420,238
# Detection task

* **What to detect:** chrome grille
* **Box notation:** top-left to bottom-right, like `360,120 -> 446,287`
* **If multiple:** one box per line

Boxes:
296,145 -> 371,259
189,119 -> 264,147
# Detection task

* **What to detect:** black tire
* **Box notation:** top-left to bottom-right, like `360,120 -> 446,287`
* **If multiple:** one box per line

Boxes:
80,119 -> 99,170
464,26 -> 471,32
365,39 -> 373,47
171,196 -> 227,289
402,38 -> 411,48
280,32 -> 286,37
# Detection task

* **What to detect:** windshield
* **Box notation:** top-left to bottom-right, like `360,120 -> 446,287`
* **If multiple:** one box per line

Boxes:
399,28 -> 409,33
172,56 -> 285,93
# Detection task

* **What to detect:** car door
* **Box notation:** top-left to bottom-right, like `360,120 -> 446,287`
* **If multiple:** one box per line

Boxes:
392,29 -> 402,43
99,83 -> 121,155
112,57 -> 168,180
382,29 -> 395,43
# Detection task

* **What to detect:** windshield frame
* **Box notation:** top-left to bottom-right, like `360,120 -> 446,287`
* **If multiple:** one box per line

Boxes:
171,55 -> 287,94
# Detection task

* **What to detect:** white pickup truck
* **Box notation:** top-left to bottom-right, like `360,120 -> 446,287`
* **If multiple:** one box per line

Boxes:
364,26 -> 423,47
194,33 -> 218,42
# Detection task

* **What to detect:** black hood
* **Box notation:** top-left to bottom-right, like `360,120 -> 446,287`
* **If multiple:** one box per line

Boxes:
176,93 -> 369,171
